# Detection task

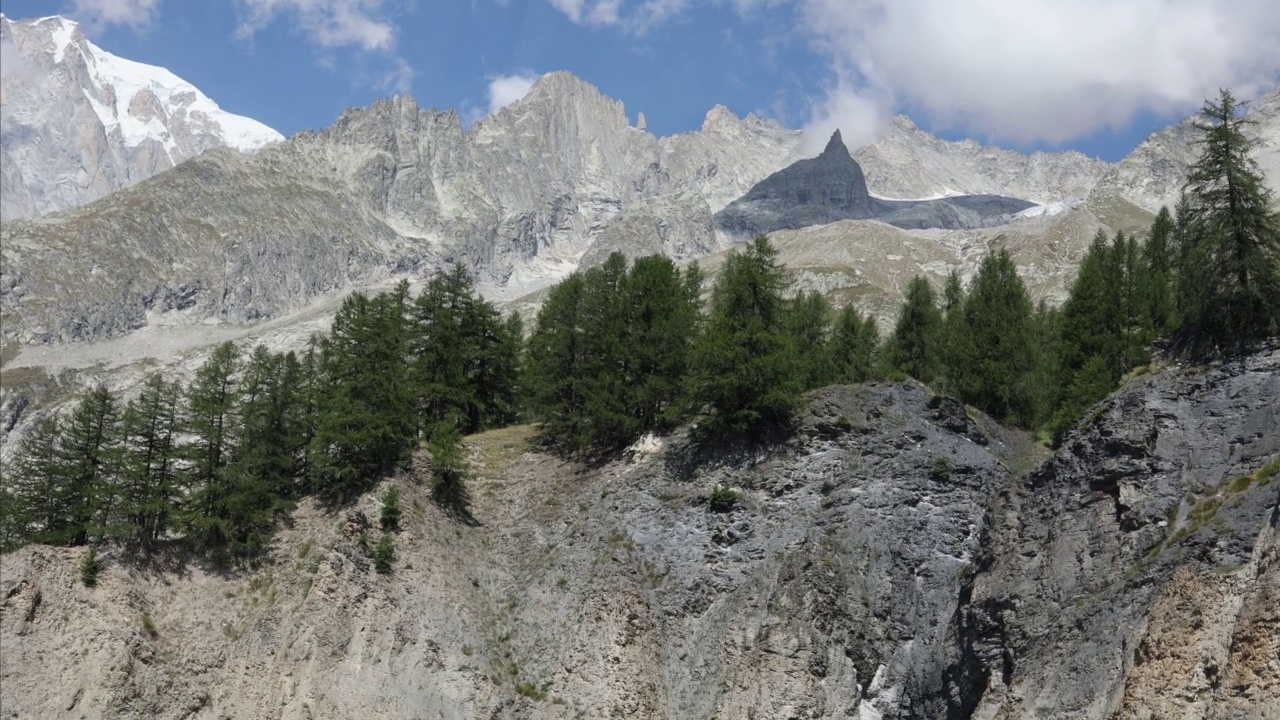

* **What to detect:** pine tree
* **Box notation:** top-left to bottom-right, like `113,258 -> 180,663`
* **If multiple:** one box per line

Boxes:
621,255 -> 702,430
887,276 -> 943,384
827,305 -> 878,384
310,287 -> 416,499
428,424 -> 472,523
526,273 -> 589,449
7,414 -> 70,545
1178,88 -> 1280,351
1142,206 -> 1177,334
58,385 -> 122,546
786,290 -> 834,390
183,341 -> 242,550
951,250 -> 1037,426
688,236 -> 799,438
117,374 -> 182,548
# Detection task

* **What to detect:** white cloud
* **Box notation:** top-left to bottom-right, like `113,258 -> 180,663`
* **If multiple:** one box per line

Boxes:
378,57 -> 415,94
800,84 -> 889,156
69,0 -> 162,30
797,0 -> 1280,146
547,0 -> 623,26
487,72 -> 540,115
236,0 -> 396,51
0,38 -> 36,80
548,0 -> 1280,146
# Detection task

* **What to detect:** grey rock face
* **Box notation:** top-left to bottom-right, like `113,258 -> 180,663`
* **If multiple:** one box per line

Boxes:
2,351 -> 1278,718
853,115 -> 1111,204
951,345 -> 1280,718
0,14 -> 282,221
714,131 -> 1034,237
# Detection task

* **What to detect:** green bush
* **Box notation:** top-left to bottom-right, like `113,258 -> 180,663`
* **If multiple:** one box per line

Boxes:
373,534 -> 395,574
380,486 -> 401,532
80,547 -> 100,588
708,485 -> 739,513
931,457 -> 951,480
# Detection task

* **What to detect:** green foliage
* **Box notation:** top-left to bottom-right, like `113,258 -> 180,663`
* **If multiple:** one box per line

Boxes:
827,305 -> 879,384
708,485 -> 739,512
410,265 -> 522,435
380,485 -> 401,532
527,252 -> 701,453
309,287 -> 416,500
80,546 -> 100,587
949,251 -> 1038,427
429,424 -> 473,522
688,236 -> 800,438
785,290 -> 834,390
373,534 -> 395,574
1177,88 -> 1280,352
931,457 -> 951,480
887,276 -> 943,385
116,374 -> 183,549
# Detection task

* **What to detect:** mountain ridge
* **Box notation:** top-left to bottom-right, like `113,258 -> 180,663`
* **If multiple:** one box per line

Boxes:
0,14 -> 282,221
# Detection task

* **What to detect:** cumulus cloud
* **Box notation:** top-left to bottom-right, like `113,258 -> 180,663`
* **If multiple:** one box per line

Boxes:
797,0 -> 1280,146
487,72 -> 540,114
800,84 -> 889,156
235,0 -> 396,51
69,0 -> 162,31
547,0 -> 623,27
552,0 -> 1280,146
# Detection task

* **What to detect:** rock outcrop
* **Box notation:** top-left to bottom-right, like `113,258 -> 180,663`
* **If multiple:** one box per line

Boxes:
714,131 -> 1034,237
4,347 -> 1276,718
0,14 -> 282,221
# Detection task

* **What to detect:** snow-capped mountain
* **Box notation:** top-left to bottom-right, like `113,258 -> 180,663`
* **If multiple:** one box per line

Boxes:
0,14 -> 282,221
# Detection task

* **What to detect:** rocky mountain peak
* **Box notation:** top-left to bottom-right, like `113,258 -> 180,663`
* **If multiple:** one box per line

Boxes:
820,129 -> 850,160
0,13 -> 282,220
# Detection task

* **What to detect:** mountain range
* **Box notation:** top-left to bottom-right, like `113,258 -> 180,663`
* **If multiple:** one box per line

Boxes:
0,14 -> 1278,386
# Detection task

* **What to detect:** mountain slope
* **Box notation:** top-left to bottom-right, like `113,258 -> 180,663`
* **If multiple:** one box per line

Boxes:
3,348 -> 1276,719
1090,88 -> 1280,213
0,14 -> 282,221
852,115 -> 1111,204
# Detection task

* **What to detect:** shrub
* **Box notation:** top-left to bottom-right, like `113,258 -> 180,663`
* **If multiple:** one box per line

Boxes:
141,613 -> 158,638
380,486 -> 401,532
80,547 -> 100,588
931,457 -> 952,480
708,485 -> 739,513
373,534 -> 395,574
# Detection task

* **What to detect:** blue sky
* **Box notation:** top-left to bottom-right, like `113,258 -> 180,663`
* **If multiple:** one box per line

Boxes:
4,0 -> 1279,162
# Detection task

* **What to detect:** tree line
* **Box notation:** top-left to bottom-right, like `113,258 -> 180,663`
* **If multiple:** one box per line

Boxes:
1,266 -> 521,559
2,89 -> 1275,558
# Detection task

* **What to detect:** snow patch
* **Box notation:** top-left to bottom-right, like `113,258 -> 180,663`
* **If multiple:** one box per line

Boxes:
1015,198 -> 1084,218
869,188 -> 963,202
47,17 -> 74,64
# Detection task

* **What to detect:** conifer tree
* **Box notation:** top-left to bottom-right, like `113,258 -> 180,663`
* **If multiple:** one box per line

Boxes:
827,305 -> 878,384
57,384 -> 122,546
951,250 -> 1037,426
688,236 -> 799,437
621,255 -> 701,429
1142,206 -> 1177,334
183,341 -> 242,549
526,273 -> 589,449
7,415 -> 70,545
1178,88 -> 1280,351
117,374 -> 182,548
887,276 -> 943,385
310,286 -> 415,499
786,290 -> 834,390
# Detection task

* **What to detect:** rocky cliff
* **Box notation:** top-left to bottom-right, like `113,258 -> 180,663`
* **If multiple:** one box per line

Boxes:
0,14 -> 282,221
3,348 -> 1276,719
